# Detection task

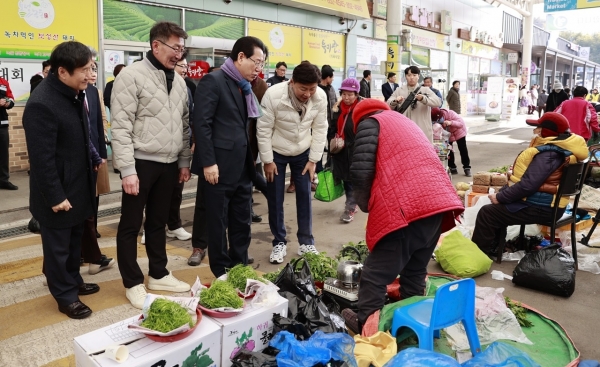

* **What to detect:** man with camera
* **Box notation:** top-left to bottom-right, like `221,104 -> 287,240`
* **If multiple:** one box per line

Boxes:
0,76 -> 17,190
387,66 -> 441,142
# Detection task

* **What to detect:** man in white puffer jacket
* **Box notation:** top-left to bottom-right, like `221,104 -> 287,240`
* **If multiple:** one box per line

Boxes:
257,61 -> 328,264
111,22 -> 191,309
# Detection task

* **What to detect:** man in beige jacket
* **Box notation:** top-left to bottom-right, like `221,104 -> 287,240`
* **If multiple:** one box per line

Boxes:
257,61 -> 328,264
387,66 -> 441,142
111,22 -> 191,309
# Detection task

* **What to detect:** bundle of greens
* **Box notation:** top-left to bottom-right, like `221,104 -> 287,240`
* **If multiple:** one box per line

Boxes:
141,298 -> 194,333
297,252 -> 338,282
505,297 -> 533,328
489,165 -> 509,174
336,241 -> 369,263
262,268 -> 282,283
226,264 -> 266,290
200,280 -> 244,309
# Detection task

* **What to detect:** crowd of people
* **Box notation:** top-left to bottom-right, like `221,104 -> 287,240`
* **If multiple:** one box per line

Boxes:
6,19 -> 595,326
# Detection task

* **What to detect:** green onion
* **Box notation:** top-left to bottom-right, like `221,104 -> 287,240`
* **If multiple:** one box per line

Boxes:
226,264 -> 260,290
200,280 -> 244,309
140,298 -> 194,333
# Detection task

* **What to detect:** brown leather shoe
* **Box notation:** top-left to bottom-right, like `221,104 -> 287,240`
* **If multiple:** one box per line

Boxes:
286,182 -> 296,193
248,255 -> 254,264
59,300 -> 92,319
188,248 -> 206,266
78,283 -> 100,295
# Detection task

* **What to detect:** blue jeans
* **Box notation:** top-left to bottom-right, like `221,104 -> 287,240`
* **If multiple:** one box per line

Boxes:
267,150 -> 314,247
344,181 -> 356,210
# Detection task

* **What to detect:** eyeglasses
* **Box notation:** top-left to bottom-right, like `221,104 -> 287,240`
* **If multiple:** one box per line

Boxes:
176,63 -> 188,69
157,39 -> 186,55
248,56 -> 265,69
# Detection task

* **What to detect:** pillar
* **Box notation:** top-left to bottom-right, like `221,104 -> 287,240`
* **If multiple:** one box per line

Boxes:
386,0 -> 402,76
520,1 -> 534,88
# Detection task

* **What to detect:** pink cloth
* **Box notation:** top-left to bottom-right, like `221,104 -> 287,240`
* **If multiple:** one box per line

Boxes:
555,97 -> 600,139
441,109 -> 467,142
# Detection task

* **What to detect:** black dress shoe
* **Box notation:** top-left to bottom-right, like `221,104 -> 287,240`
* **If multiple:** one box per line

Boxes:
248,255 -> 255,264
0,181 -> 18,190
96,232 -> 101,238
59,301 -> 92,319
251,213 -> 262,223
78,283 -> 100,295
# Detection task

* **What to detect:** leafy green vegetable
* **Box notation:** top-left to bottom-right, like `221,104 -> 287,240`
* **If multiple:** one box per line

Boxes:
489,165 -> 509,173
336,241 -> 369,263
262,268 -> 282,283
226,264 -> 261,291
141,298 -> 194,333
505,297 -> 533,328
293,252 -> 338,282
200,280 -> 244,309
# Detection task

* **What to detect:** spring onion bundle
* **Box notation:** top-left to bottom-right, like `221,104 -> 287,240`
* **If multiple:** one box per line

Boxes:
141,298 -> 194,333
226,264 -> 262,290
200,280 -> 244,309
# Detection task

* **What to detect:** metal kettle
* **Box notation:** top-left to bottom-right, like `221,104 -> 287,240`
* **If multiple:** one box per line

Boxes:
337,246 -> 363,286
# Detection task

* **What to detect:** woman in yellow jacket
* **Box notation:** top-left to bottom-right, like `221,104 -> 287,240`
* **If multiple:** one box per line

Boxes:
587,88 -> 600,103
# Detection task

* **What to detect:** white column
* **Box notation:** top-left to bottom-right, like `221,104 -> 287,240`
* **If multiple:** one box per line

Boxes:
386,0 -> 402,75
521,1 -> 534,88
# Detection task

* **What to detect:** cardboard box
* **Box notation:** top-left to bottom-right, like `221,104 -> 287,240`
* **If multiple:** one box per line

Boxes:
74,313 -> 222,367
540,218 -> 594,237
208,296 -> 288,367
466,191 -> 487,207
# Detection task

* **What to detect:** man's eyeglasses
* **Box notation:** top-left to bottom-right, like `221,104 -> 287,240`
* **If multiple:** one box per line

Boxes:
248,56 -> 265,69
157,39 -> 186,55
176,64 -> 188,69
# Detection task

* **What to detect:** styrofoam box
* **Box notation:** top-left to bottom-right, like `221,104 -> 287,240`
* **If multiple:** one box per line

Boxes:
208,296 -> 288,367
74,314 -> 221,367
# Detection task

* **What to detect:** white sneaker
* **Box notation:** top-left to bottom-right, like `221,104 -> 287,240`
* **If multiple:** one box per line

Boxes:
140,230 -> 145,244
166,227 -> 192,241
126,284 -> 147,309
148,271 -> 191,292
298,244 -> 319,256
270,243 -> 287,264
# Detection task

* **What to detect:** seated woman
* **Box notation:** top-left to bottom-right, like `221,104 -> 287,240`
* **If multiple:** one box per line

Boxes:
471,112 -> 588,255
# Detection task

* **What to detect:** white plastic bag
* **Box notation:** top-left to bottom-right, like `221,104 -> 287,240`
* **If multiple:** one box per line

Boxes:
463,196 -> 492,228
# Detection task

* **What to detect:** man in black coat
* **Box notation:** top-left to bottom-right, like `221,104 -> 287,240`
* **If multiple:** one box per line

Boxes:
193,36 -> 265,277
359,70 -> 371,98
381,72 -> 399,102
23,41 -> 100,320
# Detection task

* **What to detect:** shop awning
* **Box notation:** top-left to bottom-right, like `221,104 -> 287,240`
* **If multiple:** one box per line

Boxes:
260,0 -> 370,20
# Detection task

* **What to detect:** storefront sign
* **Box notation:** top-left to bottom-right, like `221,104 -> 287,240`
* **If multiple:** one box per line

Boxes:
386,36 -> 400,74
411,46 -> 430,68
485,76 -> 503,121
249,20 -> 301,69
1,0 -> 98,59
507,53 -> 518,64
461,41 -> 499,60
544,0 -> 599,12
373,0 -> 387,19
403,6 -> 451,35
263,0 -> 369,19
0,60 -> 43,101
410,28 -> 447,50
302,29 -> 345,71
374,19 -> 387,40
104,50 -> 124,74
356,37 -> 387,69
188,60 -> 210,79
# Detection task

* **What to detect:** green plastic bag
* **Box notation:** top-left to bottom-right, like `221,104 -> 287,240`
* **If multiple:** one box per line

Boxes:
434,230 -> 492,278
314,169 -> 344,202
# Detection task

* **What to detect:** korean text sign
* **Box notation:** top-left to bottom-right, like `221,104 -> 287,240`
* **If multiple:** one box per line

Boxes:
301,29 -> 345,71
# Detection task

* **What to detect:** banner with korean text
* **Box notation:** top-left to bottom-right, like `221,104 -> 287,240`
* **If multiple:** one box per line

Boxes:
248,20 -> 302,70
301,29 -> 345,71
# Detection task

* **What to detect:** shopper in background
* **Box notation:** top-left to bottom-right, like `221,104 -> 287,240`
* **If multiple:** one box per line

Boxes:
23,41 -> 100,319
586,88 -> 600,103
446,80 -> 461,114
0,76 -> 16,190
423,76 -> 443,107
266,61 -> 288,87
546,81 -> 569,112
381,72 -> 399,102
194,36 -> 266,277
329,78 -> 363,223
431,107 -> 471,177
359,70 -> 371,98
555,86 -> 600,141
257,61 -> 328,264
30,60 -> 50,93
103,64 -> 125,110
111,22 -> 192,309
537,89 -> 548,117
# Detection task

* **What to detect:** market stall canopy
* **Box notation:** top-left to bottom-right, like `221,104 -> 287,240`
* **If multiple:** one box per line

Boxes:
261,0 -> 370,20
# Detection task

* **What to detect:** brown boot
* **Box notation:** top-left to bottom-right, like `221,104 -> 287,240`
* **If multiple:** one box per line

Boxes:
286,181 -> 295,193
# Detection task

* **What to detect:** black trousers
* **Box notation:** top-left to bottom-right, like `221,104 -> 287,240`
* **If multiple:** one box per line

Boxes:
116,159 -> 178,288
0,127 -> 9,183
448,136 -> 471,170
471,203 -> 555,253
203,170 -> 252,278
40,222 -> 85,306
357,213 -> 443,326
167,181 -> 185,230
191,179 -> 208,250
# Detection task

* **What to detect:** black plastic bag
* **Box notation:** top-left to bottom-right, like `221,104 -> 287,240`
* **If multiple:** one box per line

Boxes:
512,244 -> 576,297
28,217 -> 40,233
272,313 -> 312,341
230,348 -> 278,367
274,258 -> 318,301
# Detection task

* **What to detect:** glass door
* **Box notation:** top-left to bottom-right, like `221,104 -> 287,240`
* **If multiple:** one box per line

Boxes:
466,57 -> 481,115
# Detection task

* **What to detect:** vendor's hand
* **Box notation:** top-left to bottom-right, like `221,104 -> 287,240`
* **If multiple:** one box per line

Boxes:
264,162 -> 278,182
204,164 -> 219,185
489,193 -> 499,204
122,174 -> 139,195
302,161 -> 316,182
52,199 -> 72,213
